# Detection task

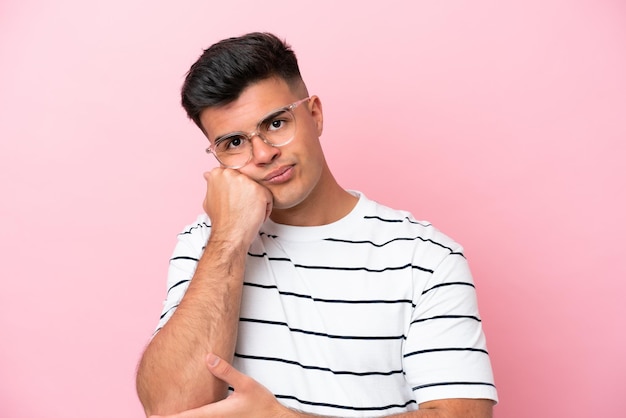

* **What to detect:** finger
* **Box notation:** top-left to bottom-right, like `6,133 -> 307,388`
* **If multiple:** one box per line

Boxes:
148,401 -> 218,418
148,404 -> 209,418
264,190 -> 273,221
203,167 -> 222,180
205,353 -> 248,390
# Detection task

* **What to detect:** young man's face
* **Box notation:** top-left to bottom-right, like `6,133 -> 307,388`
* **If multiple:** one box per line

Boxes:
199,77 -> 329,215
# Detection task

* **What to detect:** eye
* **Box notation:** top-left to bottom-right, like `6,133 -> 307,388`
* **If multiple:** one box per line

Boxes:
269,119 -> 285,131
215,134 -> 248,153
262,110 -> 293,133
228,137 -> 243,147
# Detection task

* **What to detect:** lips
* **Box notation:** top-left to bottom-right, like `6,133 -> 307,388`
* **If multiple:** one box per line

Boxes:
263,165 -> 294,184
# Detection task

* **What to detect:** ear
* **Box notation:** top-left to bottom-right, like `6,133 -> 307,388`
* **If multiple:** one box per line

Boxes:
308,95 -> 323,136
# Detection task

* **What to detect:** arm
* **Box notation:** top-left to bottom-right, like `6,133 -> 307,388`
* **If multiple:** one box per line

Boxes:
150,354 -> 494,418
404,399 -> 493,418
136,168 -> 273,416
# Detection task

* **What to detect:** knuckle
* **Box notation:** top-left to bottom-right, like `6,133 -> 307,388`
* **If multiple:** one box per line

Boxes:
215,358 -> 232,376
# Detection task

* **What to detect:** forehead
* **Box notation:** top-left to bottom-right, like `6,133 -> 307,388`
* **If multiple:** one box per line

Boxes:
199,77 -> 297,142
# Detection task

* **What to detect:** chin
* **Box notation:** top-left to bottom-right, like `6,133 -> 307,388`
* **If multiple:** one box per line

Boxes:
271,190 -> 308,211
271,200 -> 298,211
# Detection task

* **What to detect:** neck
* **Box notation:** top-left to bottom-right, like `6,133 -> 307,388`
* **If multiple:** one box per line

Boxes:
269,171 -> 358,227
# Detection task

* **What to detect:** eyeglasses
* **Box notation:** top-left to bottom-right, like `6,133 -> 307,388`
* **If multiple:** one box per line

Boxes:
205,97 -> 311,169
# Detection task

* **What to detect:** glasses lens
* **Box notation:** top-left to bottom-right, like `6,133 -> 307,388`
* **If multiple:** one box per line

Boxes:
209,106 -> 299,168
259,109 -> 296,146
214,134 -> 251,168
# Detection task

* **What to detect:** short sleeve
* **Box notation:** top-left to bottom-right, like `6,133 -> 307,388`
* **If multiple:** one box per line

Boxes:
403,249 -> 498,404
153,215 -> 211,334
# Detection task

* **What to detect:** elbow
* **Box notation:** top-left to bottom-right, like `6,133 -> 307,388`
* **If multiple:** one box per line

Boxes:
135,360 -> 180,416
135,382 -> 184,417
135,370 -> 158,417
136,369 -> 226,416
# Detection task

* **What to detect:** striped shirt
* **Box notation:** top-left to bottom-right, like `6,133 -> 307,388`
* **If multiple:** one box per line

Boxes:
157,192 -> 497,416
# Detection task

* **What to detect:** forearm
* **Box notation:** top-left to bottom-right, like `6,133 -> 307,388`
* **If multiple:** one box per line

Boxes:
285,410 -> 486,418
285,411 -> 446,418
285,398 -> 493,418
136,238 -> 247,415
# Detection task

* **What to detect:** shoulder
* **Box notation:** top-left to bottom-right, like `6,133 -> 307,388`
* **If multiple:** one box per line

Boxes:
178,213 -> 211,235
173,213 -> 212,249
358,193 -> 464,255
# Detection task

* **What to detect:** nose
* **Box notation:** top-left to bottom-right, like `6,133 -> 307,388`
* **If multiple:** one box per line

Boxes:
250,134 -> 280,165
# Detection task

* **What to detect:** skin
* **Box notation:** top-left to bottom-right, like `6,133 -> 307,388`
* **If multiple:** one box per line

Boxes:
149,354 -> 494,418
200,77 -> 357,226
136,77 -> 494,418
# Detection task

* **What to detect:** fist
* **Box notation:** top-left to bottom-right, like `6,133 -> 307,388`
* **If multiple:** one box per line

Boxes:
203,168 -> 273,246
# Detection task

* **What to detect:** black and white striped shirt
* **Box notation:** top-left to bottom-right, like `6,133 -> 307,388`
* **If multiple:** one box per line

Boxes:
157,192 -> 497,416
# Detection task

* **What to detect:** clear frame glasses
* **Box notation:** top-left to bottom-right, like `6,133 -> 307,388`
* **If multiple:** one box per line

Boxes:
206,97 -> 311,169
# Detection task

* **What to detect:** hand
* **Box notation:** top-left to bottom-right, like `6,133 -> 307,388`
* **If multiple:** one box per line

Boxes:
203,168 -> 273,246
149,353 -> 294,418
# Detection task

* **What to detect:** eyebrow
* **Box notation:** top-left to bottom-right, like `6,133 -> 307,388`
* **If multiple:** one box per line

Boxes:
212,105 -> 292,143
213,131 -> 247,144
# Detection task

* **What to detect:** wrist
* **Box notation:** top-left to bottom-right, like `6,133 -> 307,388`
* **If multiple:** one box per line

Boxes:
282,407 -> 327,418
207,228 -> 254,251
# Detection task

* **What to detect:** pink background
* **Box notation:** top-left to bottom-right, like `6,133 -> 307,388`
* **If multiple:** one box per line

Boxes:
1,1 -> 625,417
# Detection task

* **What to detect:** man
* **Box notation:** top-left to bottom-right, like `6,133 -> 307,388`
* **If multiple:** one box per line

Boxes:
136,32 -> 498,418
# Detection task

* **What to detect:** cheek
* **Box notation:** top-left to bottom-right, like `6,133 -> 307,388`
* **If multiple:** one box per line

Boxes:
294,138 -> 324,167
298,142 -> 325,185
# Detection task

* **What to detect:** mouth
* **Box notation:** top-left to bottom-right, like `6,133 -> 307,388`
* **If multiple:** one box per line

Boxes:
263,165 -> 294,184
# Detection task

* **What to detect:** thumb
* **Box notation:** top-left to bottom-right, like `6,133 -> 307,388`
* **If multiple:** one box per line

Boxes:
205,353 -> 246,388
